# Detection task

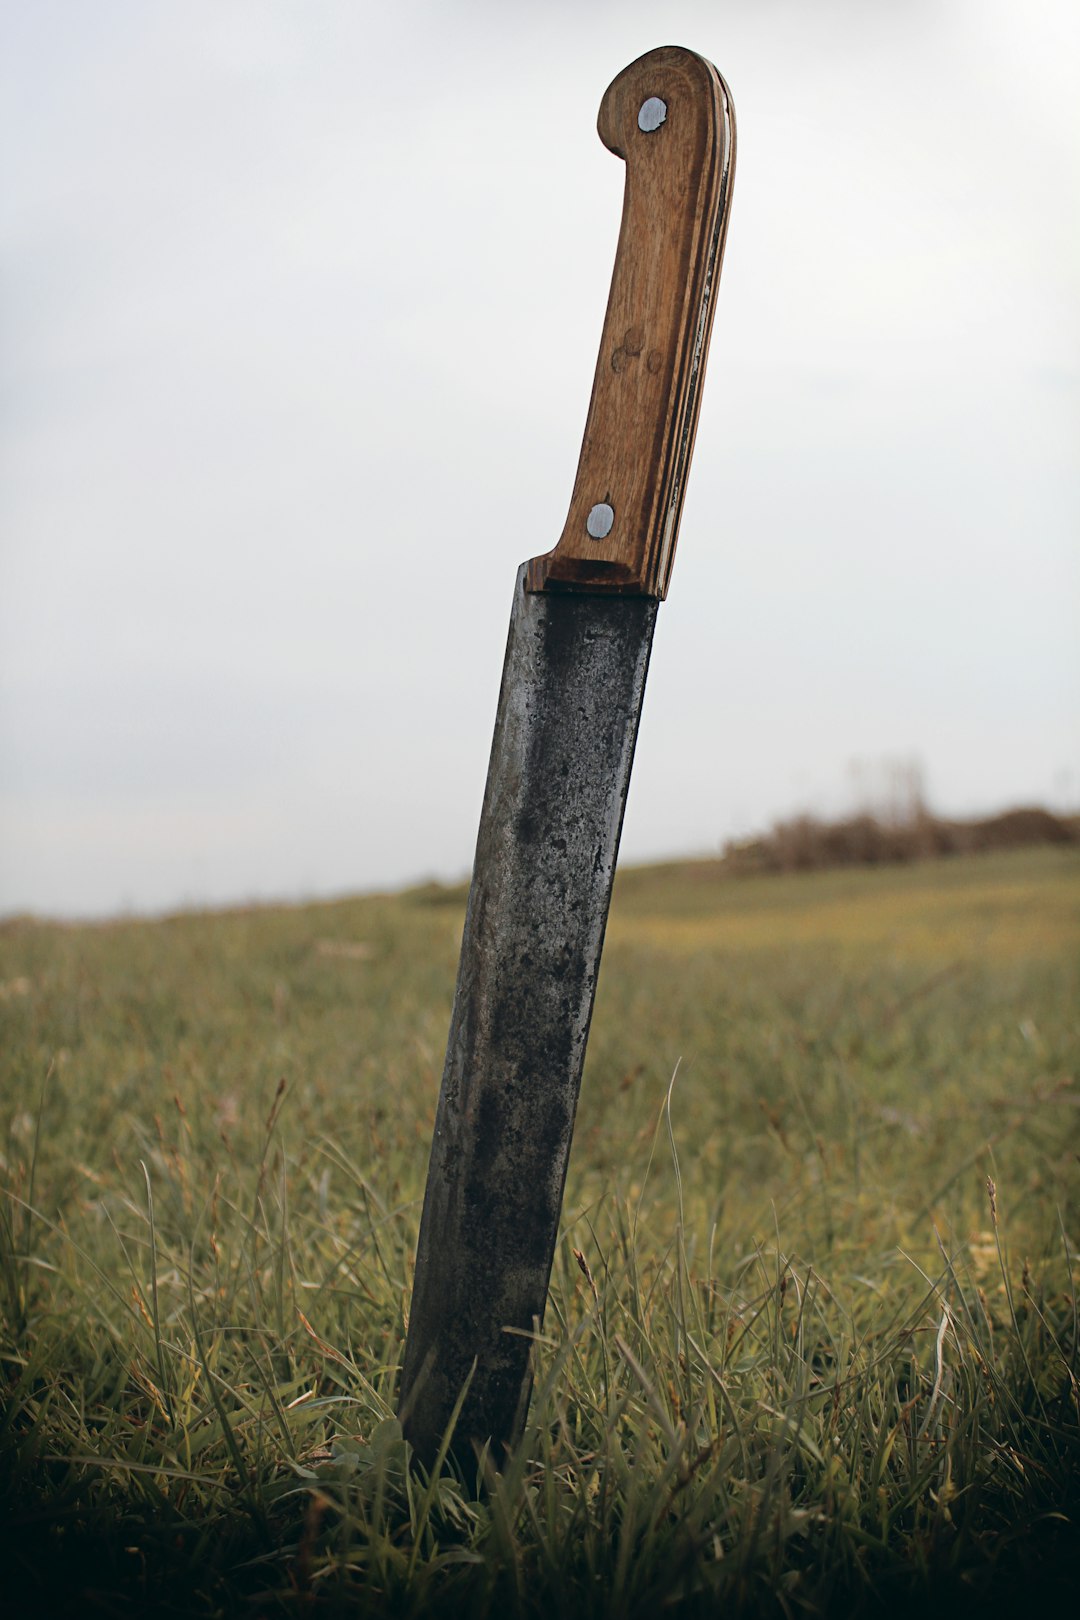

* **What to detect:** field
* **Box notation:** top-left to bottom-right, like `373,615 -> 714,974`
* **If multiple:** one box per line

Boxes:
2,846 -> 1078,1616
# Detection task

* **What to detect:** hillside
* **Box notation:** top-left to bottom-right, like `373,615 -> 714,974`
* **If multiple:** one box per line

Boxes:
1,846 -> 1078,1616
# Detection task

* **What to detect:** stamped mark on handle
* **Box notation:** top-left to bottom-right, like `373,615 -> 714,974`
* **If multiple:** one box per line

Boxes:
526,46 -> 736,600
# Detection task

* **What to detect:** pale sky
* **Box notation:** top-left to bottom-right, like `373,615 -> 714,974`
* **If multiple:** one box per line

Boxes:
2,0 -> 1078,917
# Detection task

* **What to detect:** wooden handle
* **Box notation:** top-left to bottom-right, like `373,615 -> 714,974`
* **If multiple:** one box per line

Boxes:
526,46 -> 735,599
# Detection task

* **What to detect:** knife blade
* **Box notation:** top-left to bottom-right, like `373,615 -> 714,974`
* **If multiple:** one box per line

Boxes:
398,44 -> 736,1467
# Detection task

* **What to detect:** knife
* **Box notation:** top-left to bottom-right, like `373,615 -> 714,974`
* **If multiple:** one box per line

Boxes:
398,44 -> 736,1467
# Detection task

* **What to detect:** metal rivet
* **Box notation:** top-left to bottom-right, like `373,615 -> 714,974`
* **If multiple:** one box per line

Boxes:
586,502 -> 614,540
637,96 -> 667,134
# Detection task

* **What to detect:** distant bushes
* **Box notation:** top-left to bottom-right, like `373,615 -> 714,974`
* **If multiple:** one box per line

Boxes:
722,805 -> 1078,875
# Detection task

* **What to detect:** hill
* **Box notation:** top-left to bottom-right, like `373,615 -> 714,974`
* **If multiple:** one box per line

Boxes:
1,846 -> 1078,1616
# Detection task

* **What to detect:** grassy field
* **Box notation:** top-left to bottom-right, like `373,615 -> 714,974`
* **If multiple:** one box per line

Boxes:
1,846 -> 1078,1616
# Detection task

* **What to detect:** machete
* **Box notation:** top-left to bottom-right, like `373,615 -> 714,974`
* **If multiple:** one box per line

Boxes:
398,44 -> 736,1466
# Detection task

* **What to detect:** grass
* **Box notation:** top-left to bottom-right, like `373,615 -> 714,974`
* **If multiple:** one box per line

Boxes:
1,844 -> 1078,1616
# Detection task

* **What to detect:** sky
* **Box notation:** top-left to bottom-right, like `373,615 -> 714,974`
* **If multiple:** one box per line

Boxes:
2,0 -> 1078,918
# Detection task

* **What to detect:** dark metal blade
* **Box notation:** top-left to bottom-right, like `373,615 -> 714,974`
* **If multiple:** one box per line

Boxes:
399,564 -> 658,1464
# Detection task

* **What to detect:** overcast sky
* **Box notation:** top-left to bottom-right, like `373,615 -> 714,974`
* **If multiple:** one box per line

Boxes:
2,0 -> 1078,918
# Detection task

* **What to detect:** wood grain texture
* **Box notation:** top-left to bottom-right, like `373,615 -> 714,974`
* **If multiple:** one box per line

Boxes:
526,46 -> 735,600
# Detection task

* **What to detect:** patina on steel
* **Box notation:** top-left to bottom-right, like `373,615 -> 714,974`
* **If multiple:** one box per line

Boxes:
399,567 -> 657,1461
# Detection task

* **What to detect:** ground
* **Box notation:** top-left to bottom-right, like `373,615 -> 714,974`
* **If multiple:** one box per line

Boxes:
1,846 -> 1077,1615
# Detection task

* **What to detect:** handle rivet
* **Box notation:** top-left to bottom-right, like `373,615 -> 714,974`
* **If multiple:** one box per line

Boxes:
637,96 -> 667,133
586,502 -> 615,540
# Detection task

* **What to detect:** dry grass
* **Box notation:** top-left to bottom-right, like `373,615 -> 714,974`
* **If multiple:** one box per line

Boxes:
1,846 -> 1078,1616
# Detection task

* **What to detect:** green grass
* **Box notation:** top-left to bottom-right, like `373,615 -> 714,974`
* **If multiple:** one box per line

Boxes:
1,845 -> 1078,1616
